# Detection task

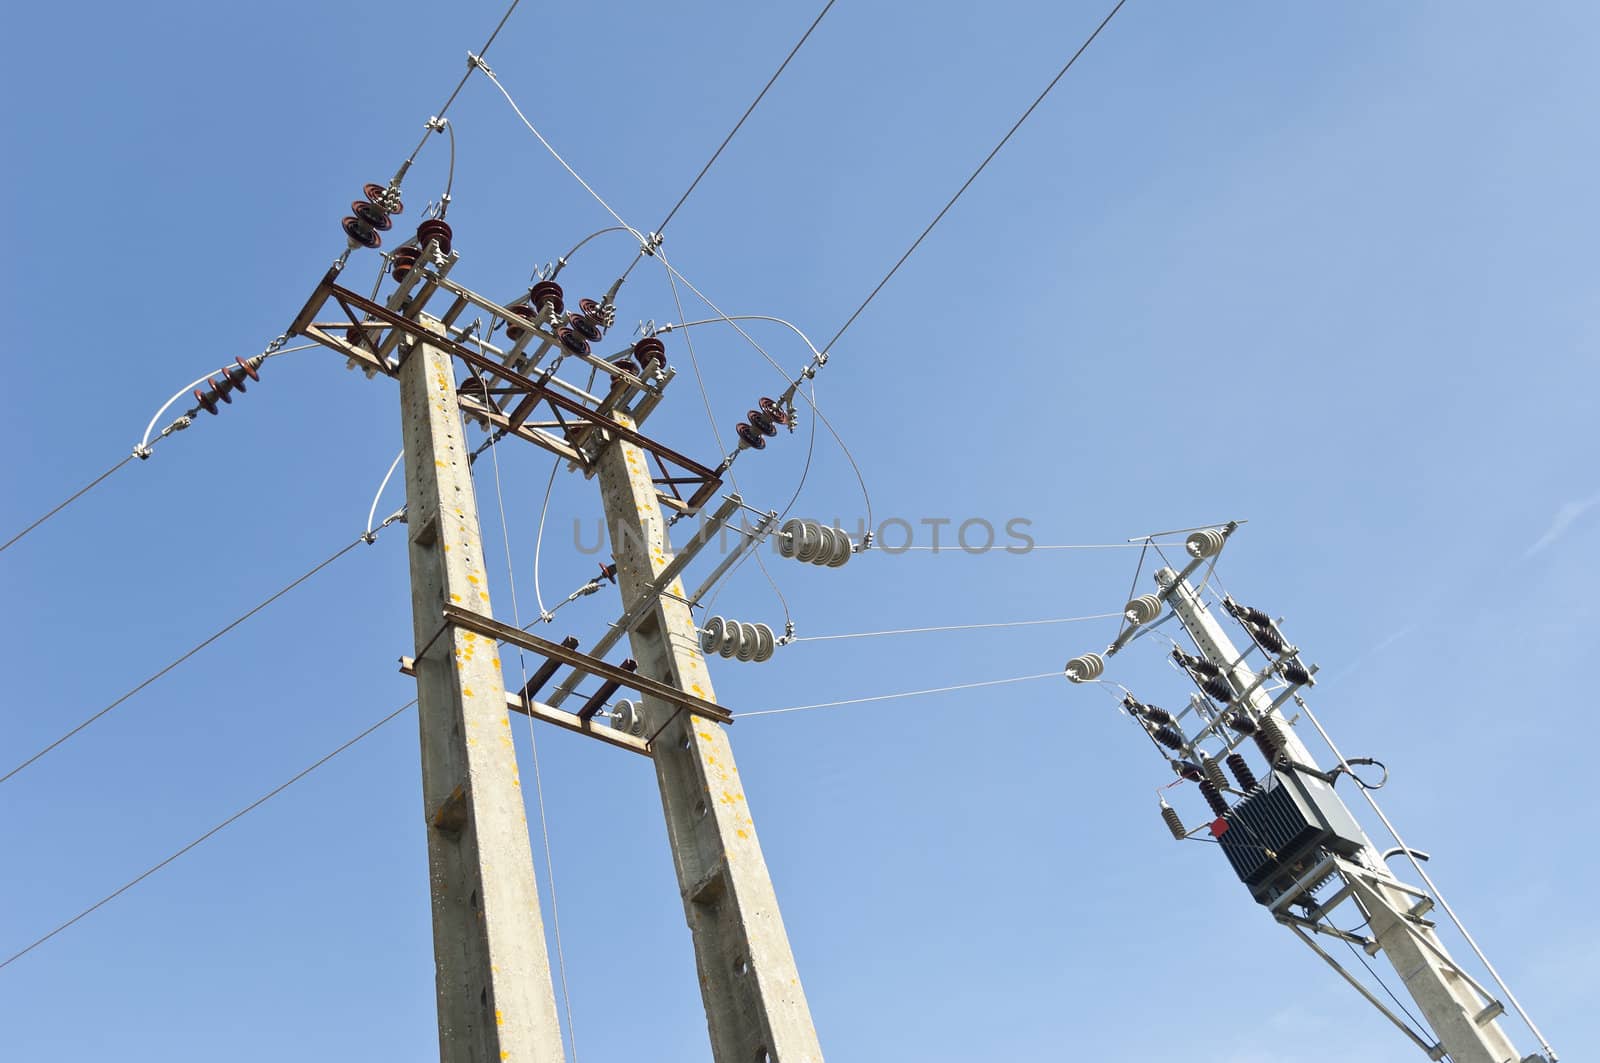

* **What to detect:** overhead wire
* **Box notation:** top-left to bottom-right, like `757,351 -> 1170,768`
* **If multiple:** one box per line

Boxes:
737,671 -> 1060,718
5,342 -> 320,558
817,0 -> 1130,357
395,0 -> 524,176
621,0 -> 839,279
0,520 -> 403,787
789,612 -> 1122,643
0,455 -> 134,556
0,698 -> 416,972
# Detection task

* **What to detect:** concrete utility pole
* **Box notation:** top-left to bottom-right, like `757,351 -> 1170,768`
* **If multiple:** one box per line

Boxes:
1157,568 -> 1527,1063
400,329 -> 568,1063
592,416 -> 825,1063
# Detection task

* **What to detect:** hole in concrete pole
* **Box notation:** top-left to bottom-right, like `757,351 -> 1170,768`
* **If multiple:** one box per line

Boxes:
695,800 -> 708,818
735,955 -> 750,976
754,1046 -> 769,1063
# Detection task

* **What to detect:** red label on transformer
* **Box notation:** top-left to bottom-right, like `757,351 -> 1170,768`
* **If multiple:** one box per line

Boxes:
1210,817 -> 1230,837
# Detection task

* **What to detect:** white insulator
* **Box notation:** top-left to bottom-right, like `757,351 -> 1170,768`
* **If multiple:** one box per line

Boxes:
751,622 -> 775,662
1124,594 -> 1163,626
701,617 -> 776,663
611,698 -> 646,737
1185,528 -> 1227,559
735,621 -> 759,662
700,616 -> 727,655
779,519 -> 854,567
820,525 -> 853,567
1064,652 -> 1104,683
718,621 -> 742,658
777,518 -> 804,559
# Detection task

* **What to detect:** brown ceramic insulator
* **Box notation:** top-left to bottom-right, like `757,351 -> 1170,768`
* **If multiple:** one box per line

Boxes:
342,216 -> 382,249
390,245 -> 420,281
735,422 -> 766,450
530,280 -> 565,316
363,183 -> 401,214
632,336 -> 666,368
557,328 -> 590,357
758,396 -> 788,425
505,304 -> 537,343
416,218 -> 452,256
351,200 -> 393,231
748,409 -> 777,437
567,312 -> 604,344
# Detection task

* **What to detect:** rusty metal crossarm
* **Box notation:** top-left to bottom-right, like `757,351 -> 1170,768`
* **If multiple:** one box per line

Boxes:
439,604 -> 734,725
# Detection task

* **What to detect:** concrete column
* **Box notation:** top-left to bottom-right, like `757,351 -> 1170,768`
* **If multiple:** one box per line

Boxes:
400,332 -> 567,1063
595,419 -> 824,1063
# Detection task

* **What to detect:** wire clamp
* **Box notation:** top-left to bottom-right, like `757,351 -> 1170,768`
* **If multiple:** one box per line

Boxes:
640,232 -> 663,258
466,52 -> 494,76
425,115 -> 448,134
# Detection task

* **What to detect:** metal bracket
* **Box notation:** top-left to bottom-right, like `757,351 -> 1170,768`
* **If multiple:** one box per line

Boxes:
438,605 -> 733,725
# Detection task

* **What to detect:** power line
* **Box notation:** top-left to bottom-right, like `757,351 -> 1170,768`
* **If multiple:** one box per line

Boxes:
820,0 -> 1130,356
736,670 -> 1060,718
0,455 -> 134,556
790,612 -> 1121,643
0,699 -> 415,972
646,0 -> 837,245
0,530 -> 390,786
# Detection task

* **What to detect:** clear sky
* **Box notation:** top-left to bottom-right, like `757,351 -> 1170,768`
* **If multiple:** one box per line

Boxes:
2,2 -> 1594,1060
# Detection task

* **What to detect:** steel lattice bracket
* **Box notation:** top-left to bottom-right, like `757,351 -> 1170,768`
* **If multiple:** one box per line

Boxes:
288,262 -> 721,514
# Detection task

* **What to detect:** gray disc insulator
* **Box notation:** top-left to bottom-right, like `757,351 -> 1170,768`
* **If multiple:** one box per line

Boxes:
1124,594 -> 1163,626
779,518 -> 853,567
611,698 -> 645,737
1064,652 -> 1104,683
700,617 -> 776,663
1185,528 -> 1227,559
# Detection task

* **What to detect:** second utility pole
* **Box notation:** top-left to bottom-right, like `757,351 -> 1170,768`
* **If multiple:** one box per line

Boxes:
595,416 -> 825,1063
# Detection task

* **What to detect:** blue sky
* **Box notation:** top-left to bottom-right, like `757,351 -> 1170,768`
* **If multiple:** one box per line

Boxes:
2,1 -> 1595,1060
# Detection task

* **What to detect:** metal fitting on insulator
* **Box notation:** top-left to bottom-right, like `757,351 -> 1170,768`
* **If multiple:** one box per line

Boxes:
776,518 -> 852,568
1171,759 -> 1206,784
1226,752 -> 1258,791
1201,754 -> 1229,791
1064,652 -> 1104,683
530,280 -> 565,318
611,698 -> 645,737
699,617 -> 776,663
416,218 -> 453,257
1197,780 -> 1230,818
1161,799 -> 1186,840
1124,594 -> 1163,626
632,336 -> 666,372
1185,527 -> 1227,559
343,182 -> 403,250
577,658 -> 636,722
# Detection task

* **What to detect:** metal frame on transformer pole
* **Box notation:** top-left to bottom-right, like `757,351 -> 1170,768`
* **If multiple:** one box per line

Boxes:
291,234 -> 824,1061
1068,525 -> 1551,1063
